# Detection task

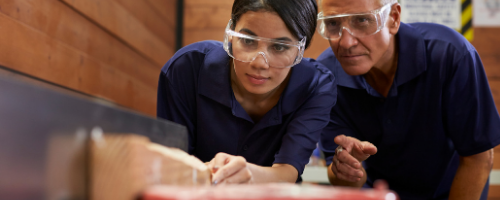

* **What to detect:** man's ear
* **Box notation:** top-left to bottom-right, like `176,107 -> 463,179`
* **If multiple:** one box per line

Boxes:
388,3 -> 401,35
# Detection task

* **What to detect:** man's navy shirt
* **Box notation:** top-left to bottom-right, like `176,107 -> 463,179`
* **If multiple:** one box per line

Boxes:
157,41 -> 337,176
318,23 -> 500,199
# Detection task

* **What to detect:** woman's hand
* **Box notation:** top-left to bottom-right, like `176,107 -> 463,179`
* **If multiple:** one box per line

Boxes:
207,152 -> 253,185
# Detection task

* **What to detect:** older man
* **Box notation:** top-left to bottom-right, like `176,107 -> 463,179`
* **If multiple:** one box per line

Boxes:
316,0 -> 500,199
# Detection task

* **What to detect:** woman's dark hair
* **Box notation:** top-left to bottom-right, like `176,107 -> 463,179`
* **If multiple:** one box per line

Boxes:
231,0 -> 318,49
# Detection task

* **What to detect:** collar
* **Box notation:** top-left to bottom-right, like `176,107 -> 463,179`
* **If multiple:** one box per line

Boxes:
330,22 -> 428,96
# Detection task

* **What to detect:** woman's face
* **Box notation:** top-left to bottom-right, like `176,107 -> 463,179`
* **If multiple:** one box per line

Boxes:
231,11 -> 297,95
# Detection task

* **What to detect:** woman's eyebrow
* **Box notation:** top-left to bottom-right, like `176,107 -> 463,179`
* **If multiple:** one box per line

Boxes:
239,28 -> 293,42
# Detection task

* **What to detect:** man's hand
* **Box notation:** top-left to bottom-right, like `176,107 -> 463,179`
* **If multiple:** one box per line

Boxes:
330,135 -> 377,183
207,152 -> 253,185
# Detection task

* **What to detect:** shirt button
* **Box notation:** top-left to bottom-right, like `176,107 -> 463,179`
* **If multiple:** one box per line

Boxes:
387,119 -> 392,124
243,145 -> 249,151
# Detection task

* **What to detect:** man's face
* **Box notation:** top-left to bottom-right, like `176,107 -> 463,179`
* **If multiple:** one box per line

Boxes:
321,0 -> 396,76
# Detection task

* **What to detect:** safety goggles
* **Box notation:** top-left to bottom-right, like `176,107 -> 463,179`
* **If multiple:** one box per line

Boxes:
223,20 -> 306,68
317,3 -> 393,40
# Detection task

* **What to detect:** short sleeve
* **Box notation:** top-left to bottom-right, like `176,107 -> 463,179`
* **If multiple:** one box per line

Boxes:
273,64 -> 337,175
443,49 -> 500,156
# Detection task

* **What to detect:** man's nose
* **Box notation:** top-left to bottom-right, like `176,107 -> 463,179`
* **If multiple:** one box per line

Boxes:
338,27 -> 359,49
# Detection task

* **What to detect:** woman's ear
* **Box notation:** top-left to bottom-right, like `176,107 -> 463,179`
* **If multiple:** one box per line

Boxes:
388,3 -> 401,35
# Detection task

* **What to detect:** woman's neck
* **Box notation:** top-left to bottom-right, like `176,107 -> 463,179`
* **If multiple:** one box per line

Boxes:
230,61 -> 289,122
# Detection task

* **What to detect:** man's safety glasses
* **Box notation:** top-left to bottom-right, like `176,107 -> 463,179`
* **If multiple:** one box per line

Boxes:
317,3 -> 393,40
223,20 -> 306,68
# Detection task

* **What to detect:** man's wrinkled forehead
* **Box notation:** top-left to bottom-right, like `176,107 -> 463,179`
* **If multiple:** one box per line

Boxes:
319,0 -> 382,16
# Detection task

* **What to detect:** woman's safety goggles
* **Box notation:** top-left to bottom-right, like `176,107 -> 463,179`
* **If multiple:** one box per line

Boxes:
223,20 -> 306,68
317,3 -> 392,40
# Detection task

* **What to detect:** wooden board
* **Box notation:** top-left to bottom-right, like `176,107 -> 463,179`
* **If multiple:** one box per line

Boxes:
489,185 -> 500,200
145,0 -> 177,32
91,134 -> 210,200
0,7 -> 156,115
0,0 -> 161,88
184,4 -> 231,30
112,0 -> 176,48
61,0 -> 174,66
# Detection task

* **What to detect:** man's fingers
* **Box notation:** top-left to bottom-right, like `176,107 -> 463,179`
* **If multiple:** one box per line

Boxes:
336,159 -> 364,178
331,155 -> 363,182
361,142 -> 378,155
333,162 -> 362,182
212,156 -> 247,184
351,142 -> 377,162
337,148 -> 361,169
334,135 -> 352,151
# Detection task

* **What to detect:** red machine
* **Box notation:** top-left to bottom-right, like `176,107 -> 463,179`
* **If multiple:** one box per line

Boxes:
142,183 -> 398,200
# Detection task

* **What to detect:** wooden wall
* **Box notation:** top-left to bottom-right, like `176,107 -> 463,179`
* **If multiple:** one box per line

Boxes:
475,28 -> 500,200
183,1 -> 500,199
0,0 -> 177,117
182,0 -> 326,58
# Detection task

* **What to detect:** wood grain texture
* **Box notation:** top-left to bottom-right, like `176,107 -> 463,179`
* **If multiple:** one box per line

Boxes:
91,134 -> 211,200
0,0 -> 170,115
489,185 -> 500,199
0,6 -> 157,115
61,0 -> 174,66
112,0 -> 175,48
145,0 -> 177,32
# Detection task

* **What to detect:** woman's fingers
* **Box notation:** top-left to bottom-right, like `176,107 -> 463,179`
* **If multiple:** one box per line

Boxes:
211,155 -> 249,184
207,152 -> 230,174
217,165 -> 253,184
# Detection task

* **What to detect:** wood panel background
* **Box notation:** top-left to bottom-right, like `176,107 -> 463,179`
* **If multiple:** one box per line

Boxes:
0,0 -> 176,116
183,1 -> 500,199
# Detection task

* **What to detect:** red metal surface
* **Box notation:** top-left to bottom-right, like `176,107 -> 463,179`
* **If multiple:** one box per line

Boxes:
142,183 -> 398,200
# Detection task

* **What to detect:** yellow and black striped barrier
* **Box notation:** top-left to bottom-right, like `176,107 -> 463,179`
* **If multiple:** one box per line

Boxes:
461,0 -> 473,41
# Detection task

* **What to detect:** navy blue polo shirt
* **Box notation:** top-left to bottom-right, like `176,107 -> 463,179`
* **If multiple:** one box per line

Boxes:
157,41 -> 337,177
318,23 -> 500,200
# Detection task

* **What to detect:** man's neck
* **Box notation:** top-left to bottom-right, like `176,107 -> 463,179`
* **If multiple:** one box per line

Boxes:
364,38 -> 399,98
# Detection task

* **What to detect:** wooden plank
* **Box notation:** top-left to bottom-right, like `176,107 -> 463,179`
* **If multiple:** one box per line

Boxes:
183,29 -> 224,46
489,185 -> 500,199
91,134 -> 210,200
146,0 -> 177,31
0,9 -> 156,116
184,5 -> 231,30
61,0 -> 174,66
0,0 -> 161,89
112,0 -> 175,48
482,54 -> 500,79
472,28 -> 500,55
184,0 -> 233,7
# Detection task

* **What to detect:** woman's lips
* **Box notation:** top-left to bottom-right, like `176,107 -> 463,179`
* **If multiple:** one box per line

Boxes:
246,74 -> 269,85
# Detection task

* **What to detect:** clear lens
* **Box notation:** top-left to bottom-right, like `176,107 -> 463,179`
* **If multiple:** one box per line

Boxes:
317,3 -> 392,40
223,20 -> 305,68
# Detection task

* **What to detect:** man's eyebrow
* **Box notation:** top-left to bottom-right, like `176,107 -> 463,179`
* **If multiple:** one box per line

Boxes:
239,28 -> 293,42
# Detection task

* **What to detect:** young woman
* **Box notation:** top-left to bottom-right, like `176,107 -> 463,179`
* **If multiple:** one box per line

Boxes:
157,0 -> 336,184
